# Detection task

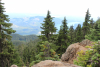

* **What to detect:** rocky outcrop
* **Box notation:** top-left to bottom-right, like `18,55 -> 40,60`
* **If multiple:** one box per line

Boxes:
61,39 -> 95,64
79,39 -> 94,47
31,60 -> 81,67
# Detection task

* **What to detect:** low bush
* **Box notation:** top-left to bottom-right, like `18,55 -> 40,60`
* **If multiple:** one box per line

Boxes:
29,41 -> 60,66
74,40 -> 100,67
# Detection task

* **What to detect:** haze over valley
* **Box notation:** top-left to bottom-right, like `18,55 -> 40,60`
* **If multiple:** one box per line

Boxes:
8,14 -> 96,35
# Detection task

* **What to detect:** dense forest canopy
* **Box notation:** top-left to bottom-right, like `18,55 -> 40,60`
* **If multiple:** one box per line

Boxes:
10,34 -> 39,46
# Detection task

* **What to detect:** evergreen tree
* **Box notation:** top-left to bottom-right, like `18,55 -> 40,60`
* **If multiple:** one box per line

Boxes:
85,18 -> 100,41
0,41 -> 23,67
49,33 -> 59,45
56,17 -> 70,58
9,45 -> 24,67
0,0 -> 21,67
35,41 -> 60,61
38,10 -> 57,42
92,18 -> 100,40
36,11 -> 58,60
75,24 -> 83,42
89,18 -> 94,28
68,25 -> 75,44
73,28 -> 77,43
30,47 -> 37,63
23,46 -> 31,66
82,8 -> 91,39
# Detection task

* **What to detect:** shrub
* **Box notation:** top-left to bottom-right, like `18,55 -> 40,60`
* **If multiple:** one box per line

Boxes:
29,60 -> 41,67
30,41 -> 60,66
74,42 -> 100,67
74,49 -> 92,67
74,40 -> 100,67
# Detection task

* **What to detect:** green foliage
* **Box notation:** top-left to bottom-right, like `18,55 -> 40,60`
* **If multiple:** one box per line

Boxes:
12,40 -> 26,46
75,24 -> 83,42
29,40 -> 60,66
68,25 -> 75,44
74,47 -> 92,67
73,29 -> 77,43
11,34 -> 38,42
11,34 -> 38,46
38,10 -> 57,42
14,38 -> 42,65
10,51 -> 24,67
85,18 -> 100,41
32,41 -> 60,65
0,1 -> 22,67
56,17 -> 71,58
89,18 -> 94,29
85,28 -> 96,41
23,46 -> 32,65
29,60 -> 41,67
74,40 -> 100,67
0,41 -> 24,67
82,8 -> 91,39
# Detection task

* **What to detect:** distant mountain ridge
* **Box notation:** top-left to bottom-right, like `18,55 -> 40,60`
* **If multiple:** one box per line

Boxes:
10,33 -> 39,46
11,33 -> 38,42
9,16 -> 84,35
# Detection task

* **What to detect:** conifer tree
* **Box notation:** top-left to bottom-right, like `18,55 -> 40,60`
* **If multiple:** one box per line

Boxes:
68,25 -> 75,44
35,41 -> 60,61
23,46 -> 31,66
56,17 -> 70,58
36,11 -> 58,61
75,24 -> 83,42
38,10 -> 57,42
73,28 -> 77,43
85,18 -> 100,41
29,41 -> 60,67
30,47 -> 37,63
0,0 -> 21,67
89,18 -> 94,28
92,18 -> 100,40
82,8 -> 91,39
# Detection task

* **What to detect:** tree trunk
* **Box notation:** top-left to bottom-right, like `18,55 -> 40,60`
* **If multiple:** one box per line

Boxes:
1,56 -> 4,67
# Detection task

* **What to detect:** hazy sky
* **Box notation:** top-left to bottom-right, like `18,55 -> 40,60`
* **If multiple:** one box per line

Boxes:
1,0 -> 100,35
2,0 -> 100,19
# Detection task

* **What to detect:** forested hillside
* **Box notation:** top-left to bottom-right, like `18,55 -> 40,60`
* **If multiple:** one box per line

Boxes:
1,0 -> 100,67
11,34 -> 38,46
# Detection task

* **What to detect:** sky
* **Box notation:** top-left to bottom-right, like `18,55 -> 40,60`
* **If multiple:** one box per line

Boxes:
1,0 -> 100,35
2,0 -> 100,19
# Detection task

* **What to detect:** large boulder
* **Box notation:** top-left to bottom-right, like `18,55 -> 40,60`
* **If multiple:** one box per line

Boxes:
61,39 -> 95,64
79,39 -> 94,47
31,60 -> 81,67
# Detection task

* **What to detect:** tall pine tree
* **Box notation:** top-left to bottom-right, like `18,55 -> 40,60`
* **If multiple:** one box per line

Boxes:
82,8 -> 91,39
75,24 -> 83,42
56,17 -> 70,58
73,28 -> 77,43
38,10 -> 57,42
36,10 -> 58,61
85,18 -> 100,41
89,18 -> 94,29
0,0 -> 21,67
92,18 -> 100,40
68,25 -> 75,44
